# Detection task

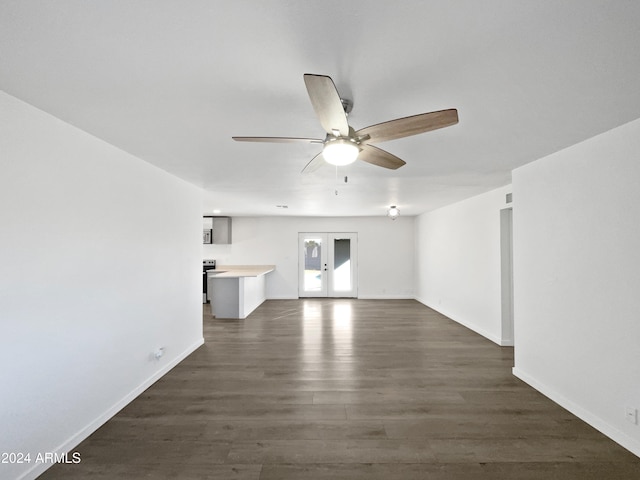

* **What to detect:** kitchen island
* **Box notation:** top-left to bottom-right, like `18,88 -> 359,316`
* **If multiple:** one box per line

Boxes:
206,265 -> 275,319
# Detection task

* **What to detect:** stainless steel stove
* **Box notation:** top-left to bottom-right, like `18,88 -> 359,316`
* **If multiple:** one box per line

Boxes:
203,259 -> 216,303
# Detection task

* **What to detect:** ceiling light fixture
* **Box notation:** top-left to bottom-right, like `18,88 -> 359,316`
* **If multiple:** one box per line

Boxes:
322,138 -> 359,166
387,205 -> 400,220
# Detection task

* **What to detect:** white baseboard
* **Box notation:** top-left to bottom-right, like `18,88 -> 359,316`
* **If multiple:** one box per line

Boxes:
267,295 -> 416,300
513,367 -> 640,458
357,294 -> 415,300
414,297 -> 503,346
20,337 -> 204,480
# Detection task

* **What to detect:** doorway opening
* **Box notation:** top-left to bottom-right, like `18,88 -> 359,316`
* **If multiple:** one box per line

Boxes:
500,207 -> 514,346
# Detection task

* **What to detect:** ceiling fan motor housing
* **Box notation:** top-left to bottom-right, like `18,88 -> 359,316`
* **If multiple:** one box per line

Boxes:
340,98 -> 353,114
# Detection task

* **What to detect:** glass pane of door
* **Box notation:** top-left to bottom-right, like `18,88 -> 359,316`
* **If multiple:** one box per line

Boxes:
332,238 -> 351,292
303,237 -> 324,293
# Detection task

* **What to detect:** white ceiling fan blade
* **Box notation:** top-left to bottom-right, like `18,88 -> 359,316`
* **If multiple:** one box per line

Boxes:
303,74 -> 349,137
359,144 -> 406,169
356,109 -> 458,144
232,136 -> 323,143
301,152 -> 325,174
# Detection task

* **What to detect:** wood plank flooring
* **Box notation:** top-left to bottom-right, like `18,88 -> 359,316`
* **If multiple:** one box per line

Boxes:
40,299 -> 640,479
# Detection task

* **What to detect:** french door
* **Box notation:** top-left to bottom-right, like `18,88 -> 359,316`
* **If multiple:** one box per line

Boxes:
298,233 -> 358,298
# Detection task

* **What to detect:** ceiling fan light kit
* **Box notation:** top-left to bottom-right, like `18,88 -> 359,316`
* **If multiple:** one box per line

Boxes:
322,138 -> 360,166
233,73 -> 458,173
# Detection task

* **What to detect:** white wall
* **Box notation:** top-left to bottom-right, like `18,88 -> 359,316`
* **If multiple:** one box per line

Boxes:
203,216 -> 415,299
0,92 -> 204,480
512,118 -> 640,456
414,185 -> 512,345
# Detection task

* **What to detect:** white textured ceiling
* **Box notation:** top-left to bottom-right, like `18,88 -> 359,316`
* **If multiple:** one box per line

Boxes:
2,1 -> 640,217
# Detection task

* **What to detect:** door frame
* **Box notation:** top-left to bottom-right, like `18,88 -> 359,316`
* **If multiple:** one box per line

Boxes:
298,232 -> 358,298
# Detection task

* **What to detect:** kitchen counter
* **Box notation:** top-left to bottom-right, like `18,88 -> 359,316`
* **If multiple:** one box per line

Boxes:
206,265 -> 275,279
206,265 -> 275,319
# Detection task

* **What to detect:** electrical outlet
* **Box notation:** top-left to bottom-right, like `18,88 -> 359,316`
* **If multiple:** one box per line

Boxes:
625,407 -> 638,425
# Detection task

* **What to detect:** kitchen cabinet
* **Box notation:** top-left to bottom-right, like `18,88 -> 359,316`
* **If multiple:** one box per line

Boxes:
203,216 -> 232,244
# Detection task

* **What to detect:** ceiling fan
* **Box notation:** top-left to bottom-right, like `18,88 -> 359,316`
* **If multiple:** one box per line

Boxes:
232,74 -> 458,173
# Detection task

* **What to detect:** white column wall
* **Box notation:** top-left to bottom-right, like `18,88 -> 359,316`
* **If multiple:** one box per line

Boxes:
0,92 -> 204,480
414,186 -> 512,345
512,118 -> 640,456
203,216 -> 415,299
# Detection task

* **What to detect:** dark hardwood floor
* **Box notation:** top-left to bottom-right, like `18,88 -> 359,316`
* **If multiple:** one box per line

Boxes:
40,299 -> 640,479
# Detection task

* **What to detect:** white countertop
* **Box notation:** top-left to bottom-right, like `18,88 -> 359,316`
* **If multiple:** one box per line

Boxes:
206,265 -> 275,278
